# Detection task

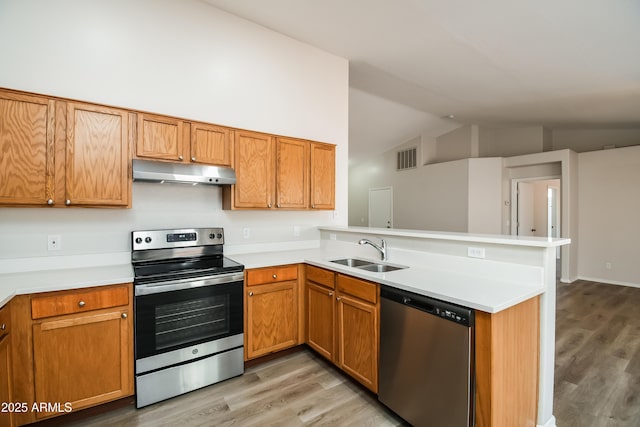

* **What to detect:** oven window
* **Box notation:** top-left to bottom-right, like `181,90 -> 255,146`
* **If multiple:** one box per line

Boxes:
155,295 -> 229,350
135,280 -> 243,359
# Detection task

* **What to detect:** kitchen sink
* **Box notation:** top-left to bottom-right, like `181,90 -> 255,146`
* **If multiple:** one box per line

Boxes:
357,263 -> 405,273
330,258 -> 408,273
330,258 -> 375,267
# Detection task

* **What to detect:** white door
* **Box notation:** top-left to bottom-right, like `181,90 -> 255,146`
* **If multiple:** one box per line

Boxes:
517,182 -> 535,236
369,187 -> 393,228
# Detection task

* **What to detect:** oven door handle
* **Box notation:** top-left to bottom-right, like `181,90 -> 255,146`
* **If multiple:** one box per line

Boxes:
135,272 -> 244,296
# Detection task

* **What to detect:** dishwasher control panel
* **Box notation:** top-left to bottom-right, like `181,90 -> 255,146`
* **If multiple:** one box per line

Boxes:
381,286 -> 474,327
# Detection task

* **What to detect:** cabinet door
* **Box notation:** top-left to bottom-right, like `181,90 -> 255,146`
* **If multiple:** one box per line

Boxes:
246,281 -> 297,359
310,142 -> 335,210
190,122 -> 231,166
307,281 -> 335,361
336,294 -> 378,392
0,90 -> 55,205
65,102 -> 130,206
32,307 -> 133,419
276,137 -> 309,209
233,130 -> 274,209
136,113 -> 186,161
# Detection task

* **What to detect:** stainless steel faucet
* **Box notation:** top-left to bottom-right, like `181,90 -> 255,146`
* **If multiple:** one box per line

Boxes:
359,238 -> 387,261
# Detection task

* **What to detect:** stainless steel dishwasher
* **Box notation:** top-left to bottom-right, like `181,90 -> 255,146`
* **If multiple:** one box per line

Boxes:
379,286 -> 474,427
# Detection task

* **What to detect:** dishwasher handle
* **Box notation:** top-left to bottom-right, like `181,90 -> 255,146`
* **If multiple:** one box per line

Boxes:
381,286 -> 474,327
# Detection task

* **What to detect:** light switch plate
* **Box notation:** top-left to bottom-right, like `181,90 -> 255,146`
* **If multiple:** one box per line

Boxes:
467,247 -> 485,259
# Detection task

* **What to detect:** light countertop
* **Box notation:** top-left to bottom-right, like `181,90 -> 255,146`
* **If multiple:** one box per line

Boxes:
1,239 -> 548,313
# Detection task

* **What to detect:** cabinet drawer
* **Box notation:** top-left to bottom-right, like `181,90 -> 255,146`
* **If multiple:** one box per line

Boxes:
306,265 -> 335,289
337,274 -> 377,304
247,265 -> 298,286
31,285 -> 130,320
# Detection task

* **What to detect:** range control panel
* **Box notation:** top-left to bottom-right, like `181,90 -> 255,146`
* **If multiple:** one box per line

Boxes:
132,228 -> 224,250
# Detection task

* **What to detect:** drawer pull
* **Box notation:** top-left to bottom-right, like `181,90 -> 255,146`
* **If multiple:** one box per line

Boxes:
328,292 -> 334,297
191,156 -> 196,162
121,313 -> 127,319
336,297 -> 341,301
65,199 -> 71,205
178,155 -> 184,160
47,199 -> 54,205
78,301 -> 86,307
272,274 -> 277,279
1,323 -> 5,331
249,292 -> 254,297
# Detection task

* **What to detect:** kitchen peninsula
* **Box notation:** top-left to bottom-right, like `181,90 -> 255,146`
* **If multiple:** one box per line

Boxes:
0,226 -> 568,427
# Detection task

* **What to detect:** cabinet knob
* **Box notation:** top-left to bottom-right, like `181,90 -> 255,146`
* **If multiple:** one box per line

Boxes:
272,274 -> 277,279
178,155 -> 184,160
328,292 -> 334,297
311,204 -> 315,209
47,199 -> 54,205
65,199 -> 71,205
267,203 -> 272,208
191,157 -> 196,162
121,313 -> 128,319
249,292 -> 254,297
336,297 -> 341,301
78,301 -> 86,307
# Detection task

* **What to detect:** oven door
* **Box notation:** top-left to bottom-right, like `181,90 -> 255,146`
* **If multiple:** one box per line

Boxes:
134,272 -> 243,363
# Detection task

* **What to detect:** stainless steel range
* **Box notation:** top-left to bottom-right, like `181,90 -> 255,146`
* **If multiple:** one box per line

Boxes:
131,228 -> 244,408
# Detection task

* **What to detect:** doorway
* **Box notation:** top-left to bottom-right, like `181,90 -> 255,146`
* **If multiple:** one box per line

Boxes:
368,187 -> 393,228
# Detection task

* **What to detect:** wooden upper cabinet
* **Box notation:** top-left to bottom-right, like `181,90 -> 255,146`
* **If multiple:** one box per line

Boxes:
231,130 -> 275,209
276,137 -> 309,209
65,102 -> 130,207
310,142 -> 335,210
136,113 -> 185,162
190,122 -> 232,166
0,90 -> 55,205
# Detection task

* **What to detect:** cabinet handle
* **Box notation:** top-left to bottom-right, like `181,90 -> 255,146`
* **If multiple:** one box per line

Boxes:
78,301 -> 86,307
178,155 -> 184,160
65,199 -> 71,205
272,274 -> 277,279
1,323 -> 5,331
328,292 -> 334,296
47,199 -> 54,205
191,157 -> 196,162
336,297 -> 341,301
121,313 -> 128,319
249,292 -> 254,297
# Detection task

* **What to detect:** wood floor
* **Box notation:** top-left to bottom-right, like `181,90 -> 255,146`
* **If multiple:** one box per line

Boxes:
68,350 -> 404,427
554,280 -> 640,427
66,279 -> 640,427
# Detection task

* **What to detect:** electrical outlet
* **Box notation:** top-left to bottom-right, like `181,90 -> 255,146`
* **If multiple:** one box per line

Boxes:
48,235 -> 62,251
242,228 -> 250,239
467,247 -> 485,259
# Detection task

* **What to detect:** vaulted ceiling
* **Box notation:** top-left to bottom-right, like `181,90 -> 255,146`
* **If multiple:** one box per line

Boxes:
205,0 -> 640,161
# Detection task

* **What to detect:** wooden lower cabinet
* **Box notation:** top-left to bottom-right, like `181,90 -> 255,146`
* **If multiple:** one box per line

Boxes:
245,265 -> 300,360
305,266 -> 379,393
306,281 -> 335,360
0,305 -> 13,427
336,293 -> 378,392
7,283 -> 133,425
32,307 -> 132,419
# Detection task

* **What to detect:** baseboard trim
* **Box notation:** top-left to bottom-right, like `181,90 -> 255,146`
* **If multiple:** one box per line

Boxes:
577,276 -> 640,288
538,415 -> 557,427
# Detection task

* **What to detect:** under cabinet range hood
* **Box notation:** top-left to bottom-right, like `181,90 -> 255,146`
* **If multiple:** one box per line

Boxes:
132,159 -> 236,185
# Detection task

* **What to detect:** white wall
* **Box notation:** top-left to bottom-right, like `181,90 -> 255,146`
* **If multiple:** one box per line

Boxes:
577,145 -> 640,286
479,126 -> 545,157
553,129 -> 640,152
0,0 -> 349,261
434,125 -> 473,163
467,158 -> 503,234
